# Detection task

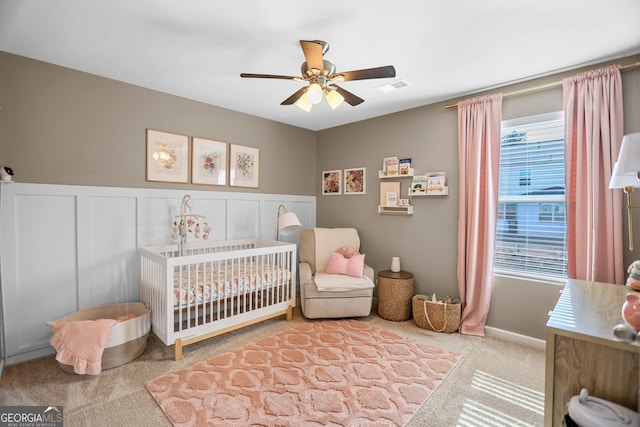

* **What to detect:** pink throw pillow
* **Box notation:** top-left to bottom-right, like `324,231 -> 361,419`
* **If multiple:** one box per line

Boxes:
326,252 -> 365,278
335,246 -> 359,258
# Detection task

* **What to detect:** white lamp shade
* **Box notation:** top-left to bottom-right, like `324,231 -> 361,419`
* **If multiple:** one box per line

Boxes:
325,89 -> 344,110
610,133 -> 640,188
306,83 -> 323,104
295,94 -> 312,112
278,212 -> 302,236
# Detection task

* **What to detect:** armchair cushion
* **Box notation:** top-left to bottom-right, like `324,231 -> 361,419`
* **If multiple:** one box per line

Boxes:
314,272 -> 374,292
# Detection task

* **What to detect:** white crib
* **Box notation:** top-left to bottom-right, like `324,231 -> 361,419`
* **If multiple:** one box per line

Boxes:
140,239 -> 296,360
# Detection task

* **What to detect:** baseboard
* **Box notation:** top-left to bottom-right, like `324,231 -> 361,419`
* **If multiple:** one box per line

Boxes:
6,347 -> 55,366
484,326 -> 546,351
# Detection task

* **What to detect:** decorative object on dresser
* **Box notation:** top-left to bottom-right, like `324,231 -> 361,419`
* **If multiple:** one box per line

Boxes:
377,270 -> 414,321
625,260 -> 640,290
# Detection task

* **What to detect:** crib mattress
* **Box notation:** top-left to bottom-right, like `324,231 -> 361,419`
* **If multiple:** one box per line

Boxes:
173,262 -> 291,307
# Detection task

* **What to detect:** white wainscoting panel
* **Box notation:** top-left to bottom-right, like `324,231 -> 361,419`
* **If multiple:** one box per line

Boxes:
0,183 -> 315,364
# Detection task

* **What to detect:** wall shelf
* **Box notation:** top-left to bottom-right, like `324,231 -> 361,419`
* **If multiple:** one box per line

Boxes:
409,186 -> 448,197
379,169 -> 414,179
378,205 -> 413,215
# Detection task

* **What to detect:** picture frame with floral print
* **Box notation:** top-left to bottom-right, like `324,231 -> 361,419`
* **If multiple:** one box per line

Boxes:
229,144 -> 259,188
146,128 -> 189,183
344,167 -> 366,195
191,137 -> 227,186
322,169 -> 342,195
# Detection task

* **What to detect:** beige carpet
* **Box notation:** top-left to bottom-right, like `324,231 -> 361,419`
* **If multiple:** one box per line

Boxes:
146,319 -> 461,426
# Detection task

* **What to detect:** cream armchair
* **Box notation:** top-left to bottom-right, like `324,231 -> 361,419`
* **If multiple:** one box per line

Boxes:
299,228 -> 374,319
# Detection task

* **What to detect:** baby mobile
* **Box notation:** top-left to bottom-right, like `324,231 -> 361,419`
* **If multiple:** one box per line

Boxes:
172,194 -> 211,256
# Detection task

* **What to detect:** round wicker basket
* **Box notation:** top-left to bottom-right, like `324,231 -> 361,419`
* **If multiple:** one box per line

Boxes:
48,302 -> 151,374
377,270 -> 414,321
412,294 -> 461,333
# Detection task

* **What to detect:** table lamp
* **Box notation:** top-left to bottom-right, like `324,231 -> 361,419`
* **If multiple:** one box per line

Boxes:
609,132 -> 640,251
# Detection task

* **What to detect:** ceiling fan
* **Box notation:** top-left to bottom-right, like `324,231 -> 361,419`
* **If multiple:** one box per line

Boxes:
240,40 -> 396,111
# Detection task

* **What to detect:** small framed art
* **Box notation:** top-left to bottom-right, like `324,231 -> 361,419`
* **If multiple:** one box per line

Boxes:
380,181 -> 400,206
192,137 -> 227,186
229,144 -> 260,188
322,170 -> 342,195
344,167 -> 366,195
146,128 -> 189,183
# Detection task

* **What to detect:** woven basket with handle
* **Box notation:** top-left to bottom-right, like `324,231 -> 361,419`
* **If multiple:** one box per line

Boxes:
412,294 -> 461,333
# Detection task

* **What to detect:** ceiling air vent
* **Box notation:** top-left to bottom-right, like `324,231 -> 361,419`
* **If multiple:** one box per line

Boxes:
376,79 -> 411,93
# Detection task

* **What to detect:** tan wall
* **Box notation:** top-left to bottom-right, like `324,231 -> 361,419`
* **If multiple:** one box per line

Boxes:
0,51 -> 317,195
2,49 -> 640,340
317,54 -> 640,340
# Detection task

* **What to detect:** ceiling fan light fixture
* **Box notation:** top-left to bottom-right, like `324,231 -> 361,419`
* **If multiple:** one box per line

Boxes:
306,83 -> 323,104
325,88 -> 344,110
295,94 -> 313,112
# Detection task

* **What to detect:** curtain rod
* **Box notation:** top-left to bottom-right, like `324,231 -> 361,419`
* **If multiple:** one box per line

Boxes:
444,61 -> 640,110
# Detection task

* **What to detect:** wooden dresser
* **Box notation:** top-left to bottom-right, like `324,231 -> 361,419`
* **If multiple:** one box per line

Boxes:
545,279 -> 640,426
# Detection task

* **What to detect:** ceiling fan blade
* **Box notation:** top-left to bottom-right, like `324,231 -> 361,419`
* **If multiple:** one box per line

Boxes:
280,87 -> 308,105
330,84 -> 364,106
240,73 -> 301,80
334,65 -> 396,81
300,40 -> 324,71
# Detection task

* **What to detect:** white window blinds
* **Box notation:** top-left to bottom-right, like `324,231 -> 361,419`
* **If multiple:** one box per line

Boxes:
494,112 -> 567,282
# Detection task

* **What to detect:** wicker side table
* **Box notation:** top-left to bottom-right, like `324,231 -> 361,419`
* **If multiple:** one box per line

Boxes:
377,270 -> 414,321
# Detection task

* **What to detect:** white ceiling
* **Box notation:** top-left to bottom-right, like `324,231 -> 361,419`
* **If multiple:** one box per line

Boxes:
1,0 -> 639,131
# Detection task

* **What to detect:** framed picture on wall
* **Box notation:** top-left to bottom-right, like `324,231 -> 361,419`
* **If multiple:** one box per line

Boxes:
344,167 -> 366,195
192,137 -> 227,186
322,169 -> 342,195
229,144 -> 260,188
146,128 -> 189,183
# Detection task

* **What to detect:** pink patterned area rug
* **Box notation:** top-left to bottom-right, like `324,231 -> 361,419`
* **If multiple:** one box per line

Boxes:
146,320 -> 461,426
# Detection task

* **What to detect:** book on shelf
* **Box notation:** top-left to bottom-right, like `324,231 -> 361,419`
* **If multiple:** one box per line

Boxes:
382,156 -> 399,176
427,176 -> 446,194
410,175 -> 427,194
425,171 -> 446,180
399,158 -> 412,175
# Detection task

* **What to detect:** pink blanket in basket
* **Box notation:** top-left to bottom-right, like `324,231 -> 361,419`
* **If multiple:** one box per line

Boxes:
50,318 -> 117,375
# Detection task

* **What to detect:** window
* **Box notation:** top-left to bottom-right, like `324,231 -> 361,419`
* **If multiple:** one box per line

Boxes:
493,112 -> 567,282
